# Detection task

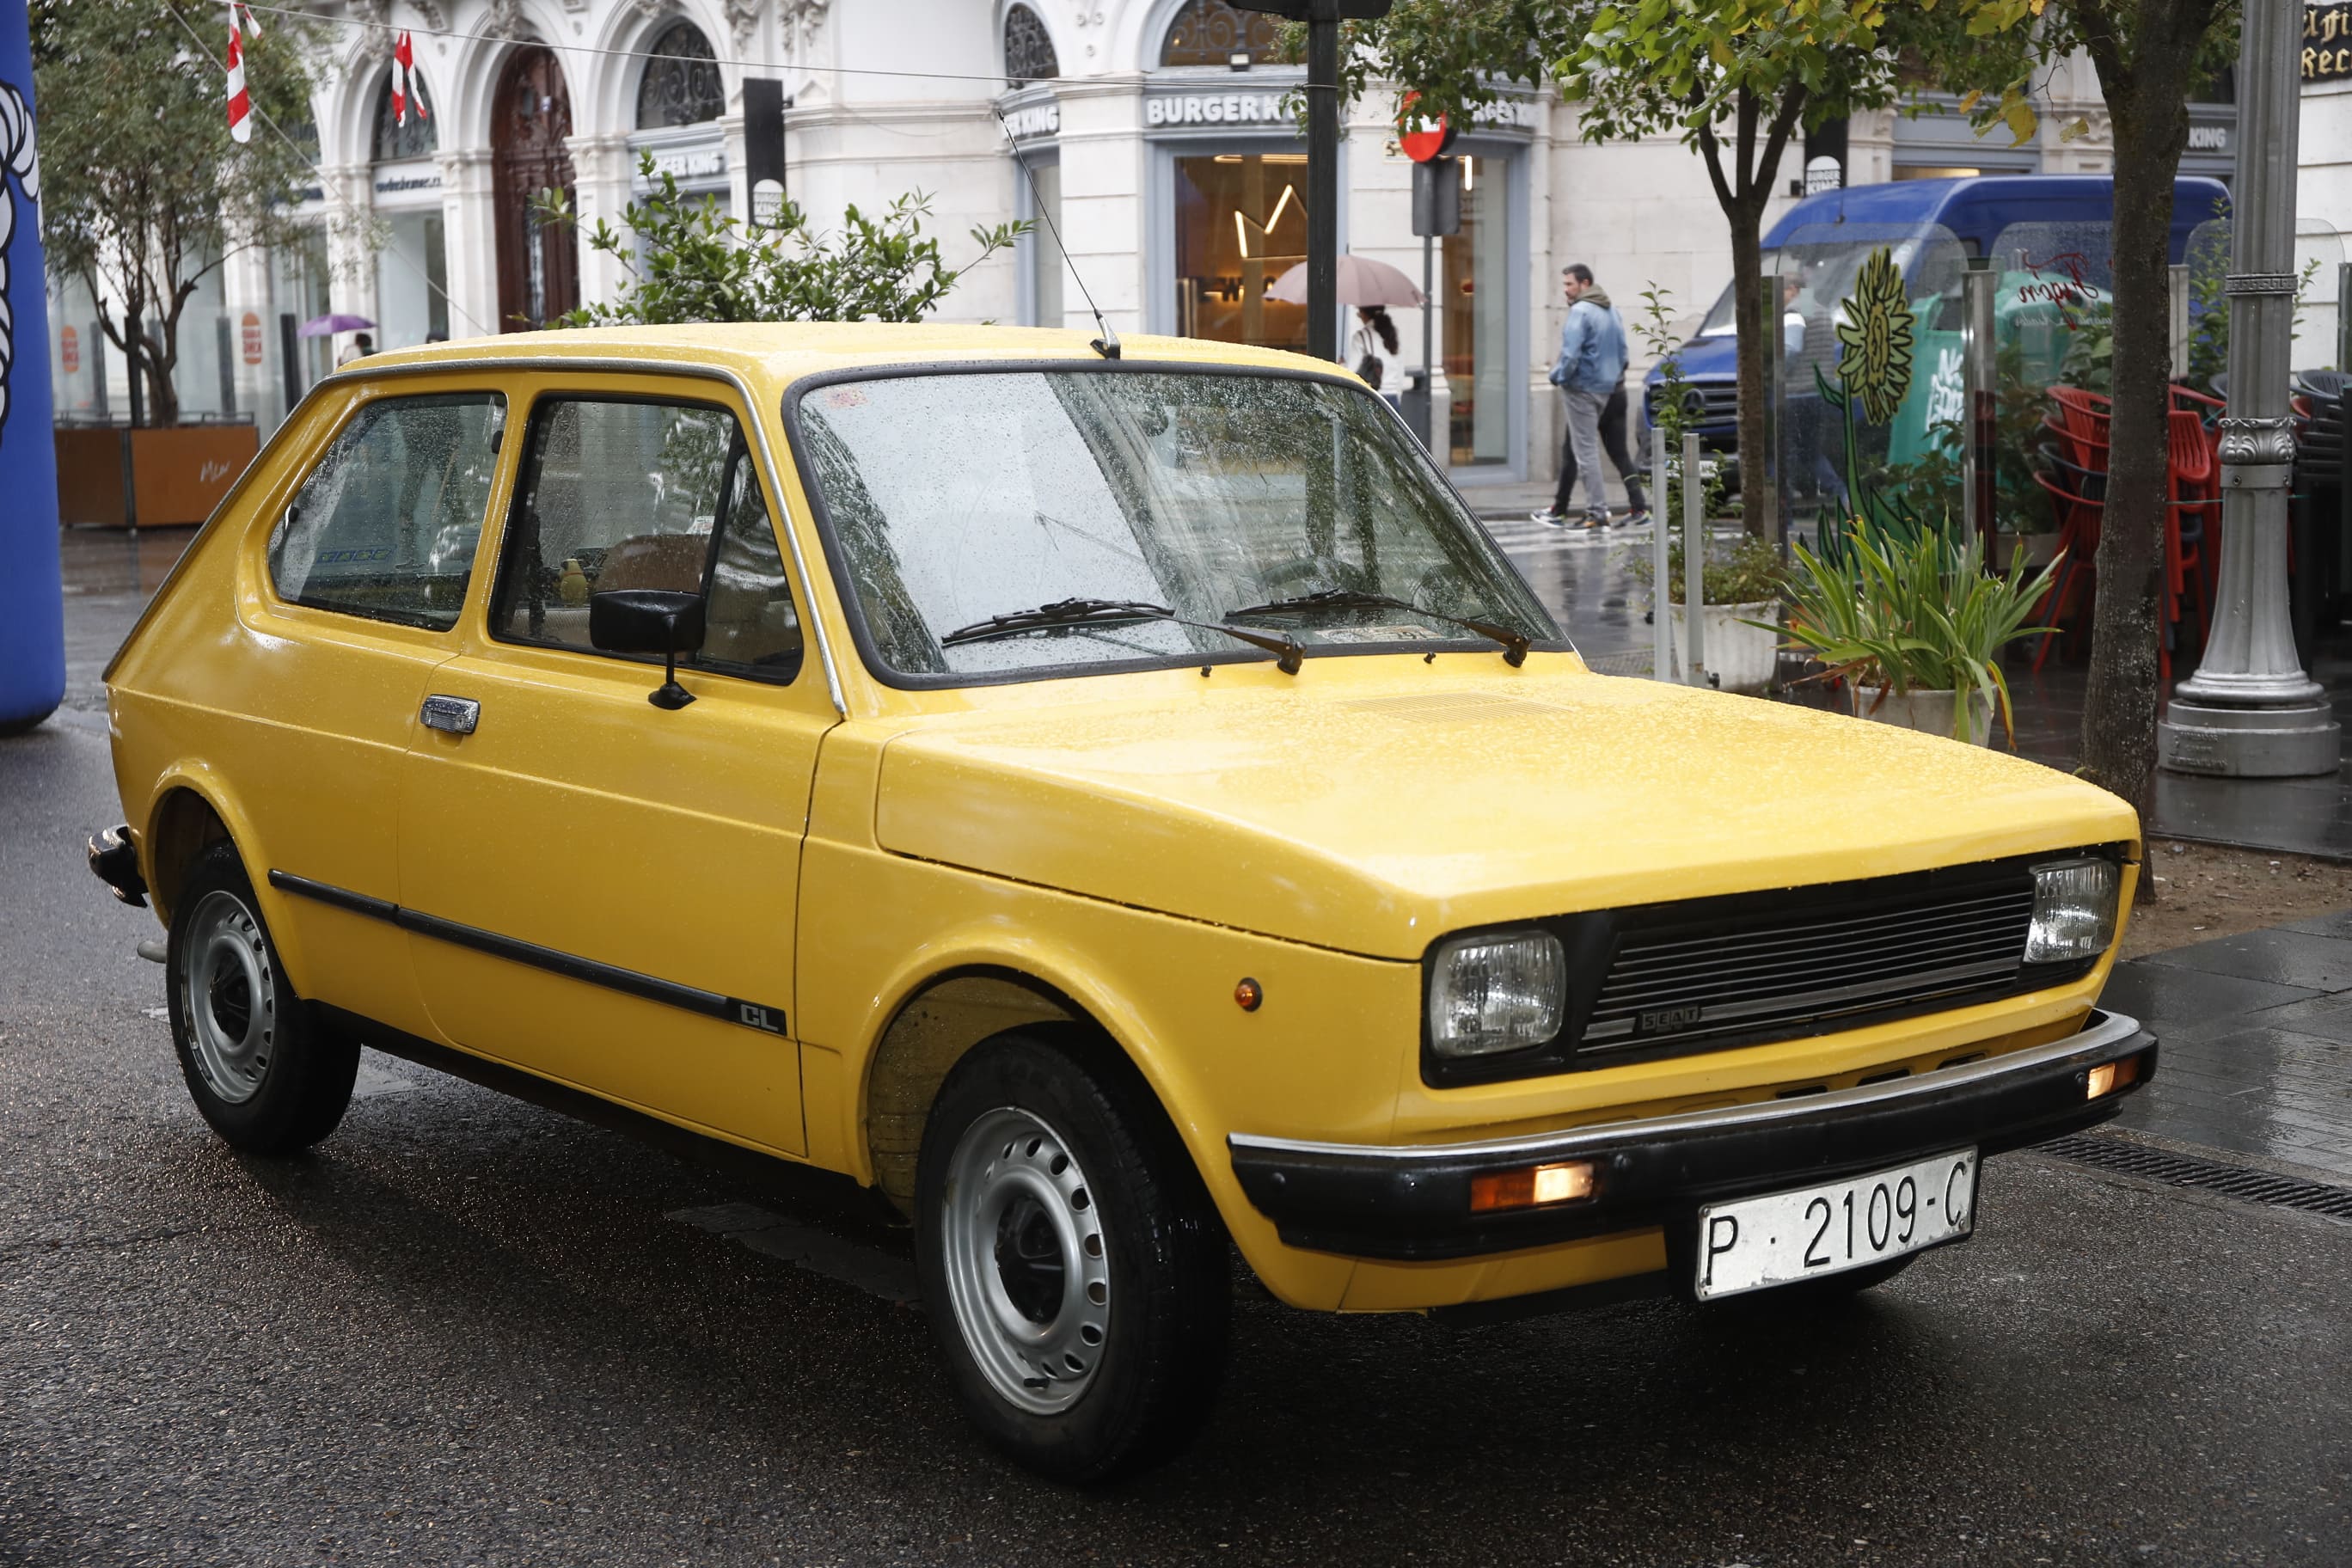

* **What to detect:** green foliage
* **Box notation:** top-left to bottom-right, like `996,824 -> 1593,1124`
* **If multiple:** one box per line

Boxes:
1767,525 -> 2060,743
1870,339 -> 2051,533
34,0 -> 322,424
536,153 -> 1029,328
1632,282 -> 1725,524
2056,214 -> 2318,395
1625,530 -> 1788,606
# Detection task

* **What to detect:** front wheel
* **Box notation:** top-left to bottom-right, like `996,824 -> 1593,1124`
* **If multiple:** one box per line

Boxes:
915,1032 -> 1229,1484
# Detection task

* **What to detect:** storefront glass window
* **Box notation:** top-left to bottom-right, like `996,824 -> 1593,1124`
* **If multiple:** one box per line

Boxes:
1442,159 -> 1509,465
377,212 -> 450,350
1026,159 -> 1065,329
1173,153 -> 1307,351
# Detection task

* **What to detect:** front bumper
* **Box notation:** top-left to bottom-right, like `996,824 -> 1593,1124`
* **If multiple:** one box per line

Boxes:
1229,1010 -> 2154,1262
88,824 -> 148,908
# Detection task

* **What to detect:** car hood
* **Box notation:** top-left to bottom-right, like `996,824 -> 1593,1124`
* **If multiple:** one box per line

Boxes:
872,667 -> 2138,959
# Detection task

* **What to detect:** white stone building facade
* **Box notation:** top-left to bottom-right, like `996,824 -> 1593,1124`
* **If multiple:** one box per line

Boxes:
45,0 -> 2257,489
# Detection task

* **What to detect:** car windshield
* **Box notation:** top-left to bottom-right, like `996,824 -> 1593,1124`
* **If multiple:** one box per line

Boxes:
791,369 -> 1564,684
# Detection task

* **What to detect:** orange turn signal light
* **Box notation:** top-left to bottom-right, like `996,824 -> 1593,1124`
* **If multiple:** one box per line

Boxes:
1469,1160 -> 1596,1213
2086,1057 -> 2140,1100
1234,977 -> 1263,1012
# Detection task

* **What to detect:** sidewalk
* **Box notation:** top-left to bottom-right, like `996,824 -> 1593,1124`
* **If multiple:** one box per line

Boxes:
2102,918 -> 2352,1185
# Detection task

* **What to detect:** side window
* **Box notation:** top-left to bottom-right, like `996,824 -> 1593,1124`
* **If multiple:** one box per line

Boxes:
266,393 -> 505,630
491,396 -> 801,683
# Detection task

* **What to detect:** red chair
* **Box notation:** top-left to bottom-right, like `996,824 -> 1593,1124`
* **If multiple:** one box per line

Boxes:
2165,408 -> 2218,646
2043,412 -> 2110,475
2030,468 -> 2102,672
2049,385 -> 2113,448
2171,383 -> 2226,418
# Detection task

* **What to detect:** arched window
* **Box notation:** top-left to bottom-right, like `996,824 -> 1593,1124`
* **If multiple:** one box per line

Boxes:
635,21 -> 725,129
1160,0 -> 1283,69
1003,4 -> 1059,85
371,70 -> 437,161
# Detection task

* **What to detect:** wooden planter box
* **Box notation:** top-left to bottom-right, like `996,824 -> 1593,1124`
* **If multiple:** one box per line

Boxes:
56,423 -> 260,528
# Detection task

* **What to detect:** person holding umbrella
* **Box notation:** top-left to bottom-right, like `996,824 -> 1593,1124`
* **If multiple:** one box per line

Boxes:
1349,306 -> 1402,408
1266,254 -> 1422,409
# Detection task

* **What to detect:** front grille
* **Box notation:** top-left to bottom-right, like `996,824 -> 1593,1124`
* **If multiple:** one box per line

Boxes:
1420,848 -> 2119,1087
1578,883 -> 2037,1056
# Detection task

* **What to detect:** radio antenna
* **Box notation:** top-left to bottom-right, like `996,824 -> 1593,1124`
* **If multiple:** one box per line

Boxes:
995,107 -> 1119,359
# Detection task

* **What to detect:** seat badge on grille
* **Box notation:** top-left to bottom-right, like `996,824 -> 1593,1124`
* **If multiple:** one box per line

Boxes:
1640,1005 -> 1706,1036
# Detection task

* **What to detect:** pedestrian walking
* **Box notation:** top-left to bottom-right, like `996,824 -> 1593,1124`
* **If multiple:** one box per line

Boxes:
335,331 -> 374,368
1534,265 -> 1646,530
1350,305 -> 1403,410
1550,383 -> 1652,530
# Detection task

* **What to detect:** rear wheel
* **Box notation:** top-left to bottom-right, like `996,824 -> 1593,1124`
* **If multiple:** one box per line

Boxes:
166,841 -> 358,1155
915,1032 -> 1229,1484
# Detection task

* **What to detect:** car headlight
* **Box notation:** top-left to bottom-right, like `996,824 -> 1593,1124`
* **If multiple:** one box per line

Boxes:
1428,930 -> 1567,1057
2025,856 -> 2121,965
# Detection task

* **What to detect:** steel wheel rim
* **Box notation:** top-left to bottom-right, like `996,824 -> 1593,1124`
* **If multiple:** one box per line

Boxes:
181,890 -> 276,1106
939,1106 -> 1111,1416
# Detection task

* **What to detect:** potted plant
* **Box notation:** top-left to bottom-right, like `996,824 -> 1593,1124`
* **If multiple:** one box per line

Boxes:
1764,526 -> 2059,746
1626,533 -> 1786,694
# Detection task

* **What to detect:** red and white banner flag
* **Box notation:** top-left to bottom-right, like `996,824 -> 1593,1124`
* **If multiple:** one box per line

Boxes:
391,31 -> 426,126
236,2 -> 261,37
225,16 -> 252,144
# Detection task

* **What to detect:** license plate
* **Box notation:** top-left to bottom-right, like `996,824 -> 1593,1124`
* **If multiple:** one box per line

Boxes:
1694,1148 -> 1979,1300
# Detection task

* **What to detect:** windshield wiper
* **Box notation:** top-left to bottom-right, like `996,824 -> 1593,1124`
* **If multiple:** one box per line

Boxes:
1223,588 -> 1531,667
940,597 -> 1305,674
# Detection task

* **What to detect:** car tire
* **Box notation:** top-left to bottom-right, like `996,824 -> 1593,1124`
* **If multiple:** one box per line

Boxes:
165,840 -> 358,1155
915,1029 -> 1230,1485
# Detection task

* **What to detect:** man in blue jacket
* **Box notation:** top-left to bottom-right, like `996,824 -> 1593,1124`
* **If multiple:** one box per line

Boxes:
1541,264 -> 1639,530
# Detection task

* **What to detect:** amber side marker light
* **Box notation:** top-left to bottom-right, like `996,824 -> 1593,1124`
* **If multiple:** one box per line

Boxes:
1469,1161 -> 1596,1213
2086,1057 -> 2141,1101
1234,977 -> 1263,1012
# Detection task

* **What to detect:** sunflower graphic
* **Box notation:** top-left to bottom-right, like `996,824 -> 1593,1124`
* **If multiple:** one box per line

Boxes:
1833,246 -> 1916,427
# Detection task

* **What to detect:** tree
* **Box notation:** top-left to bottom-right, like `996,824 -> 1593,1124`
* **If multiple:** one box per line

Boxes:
538,154 -> 1027,328
1303,0 -> 2037,536
34,0 -> 318,426
2024,0 -> 2239,813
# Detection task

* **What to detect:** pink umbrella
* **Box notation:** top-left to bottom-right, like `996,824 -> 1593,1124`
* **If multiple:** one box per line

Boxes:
297,313 -> 376,337
1263,254 -> 1424,308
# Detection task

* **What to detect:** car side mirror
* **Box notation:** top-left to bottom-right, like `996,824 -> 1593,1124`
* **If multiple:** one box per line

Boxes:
589,588 -> 707,711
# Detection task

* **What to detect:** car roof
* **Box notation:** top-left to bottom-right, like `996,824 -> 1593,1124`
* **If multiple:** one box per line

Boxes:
351,323 -> 1338,389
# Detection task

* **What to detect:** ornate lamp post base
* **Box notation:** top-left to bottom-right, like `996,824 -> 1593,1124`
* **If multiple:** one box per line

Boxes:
2153,0 -> 2337,781
2158,697 -> 2341,777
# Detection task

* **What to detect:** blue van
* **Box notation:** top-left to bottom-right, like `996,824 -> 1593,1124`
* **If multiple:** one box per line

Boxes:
1641,174 -> 2232,473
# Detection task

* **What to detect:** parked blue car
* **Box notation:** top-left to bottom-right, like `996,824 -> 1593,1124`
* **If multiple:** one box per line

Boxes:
1642,174 -> 2233,488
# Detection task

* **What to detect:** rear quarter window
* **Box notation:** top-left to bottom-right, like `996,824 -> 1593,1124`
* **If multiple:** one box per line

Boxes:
266,392 -> 506,631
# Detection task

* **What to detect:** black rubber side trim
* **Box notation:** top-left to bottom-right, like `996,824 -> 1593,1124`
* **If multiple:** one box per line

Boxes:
268,870 -> 787,1036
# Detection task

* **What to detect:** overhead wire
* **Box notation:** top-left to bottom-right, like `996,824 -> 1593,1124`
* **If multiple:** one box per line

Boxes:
230,1 -> 1095,90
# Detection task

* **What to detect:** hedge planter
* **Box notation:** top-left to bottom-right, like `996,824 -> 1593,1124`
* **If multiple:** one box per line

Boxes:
1670,601 -> 1780,695
1853,684 -> 1994,746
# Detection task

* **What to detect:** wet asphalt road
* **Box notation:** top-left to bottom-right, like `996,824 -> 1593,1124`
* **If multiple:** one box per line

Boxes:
5,717 -> 2350,1567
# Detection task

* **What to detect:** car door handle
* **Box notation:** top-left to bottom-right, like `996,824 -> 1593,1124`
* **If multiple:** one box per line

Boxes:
420,695 -> 480,736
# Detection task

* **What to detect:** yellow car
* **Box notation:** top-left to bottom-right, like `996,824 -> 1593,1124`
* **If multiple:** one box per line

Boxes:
90,326 -> 2152,1481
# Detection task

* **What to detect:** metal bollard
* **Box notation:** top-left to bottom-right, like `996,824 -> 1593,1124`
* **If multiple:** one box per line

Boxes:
1652,420 -> 1671,681
1682,432 -> 1706,688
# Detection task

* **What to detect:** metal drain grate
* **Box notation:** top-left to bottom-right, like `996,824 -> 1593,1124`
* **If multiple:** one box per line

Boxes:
2039,1134 -> 2352,1219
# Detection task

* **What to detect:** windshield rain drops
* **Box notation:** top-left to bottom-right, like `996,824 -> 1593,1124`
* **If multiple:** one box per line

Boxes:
793,370 -> 1563,683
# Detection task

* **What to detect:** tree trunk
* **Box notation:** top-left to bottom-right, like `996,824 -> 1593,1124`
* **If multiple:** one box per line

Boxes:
1729,195 -> 1767,534
2076,38 -> 2199,818
140,334 -> 181,428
